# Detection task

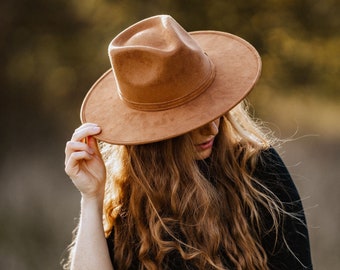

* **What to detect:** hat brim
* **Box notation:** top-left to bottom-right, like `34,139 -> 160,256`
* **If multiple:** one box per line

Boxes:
80,31 -> 261,145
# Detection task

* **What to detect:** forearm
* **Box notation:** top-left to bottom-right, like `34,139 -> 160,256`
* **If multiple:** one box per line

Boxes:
71,197 -> 114,270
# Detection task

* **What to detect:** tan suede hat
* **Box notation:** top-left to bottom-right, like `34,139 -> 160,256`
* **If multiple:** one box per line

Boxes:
80,15 -> 261,145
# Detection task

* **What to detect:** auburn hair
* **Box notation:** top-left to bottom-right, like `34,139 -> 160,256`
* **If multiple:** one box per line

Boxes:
98,102 -> 282,270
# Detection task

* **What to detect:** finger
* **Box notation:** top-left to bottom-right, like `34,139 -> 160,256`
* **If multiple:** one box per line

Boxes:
82,136 -> 88,144
87,136 -> 101,156
65,141 -> 94,165
73,123 -> 98,137
72,124 -> 100,141
65,151 -> 93,176
71,124 -> 101,142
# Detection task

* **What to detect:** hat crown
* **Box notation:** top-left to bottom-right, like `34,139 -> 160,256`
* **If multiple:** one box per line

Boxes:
108,15 -> 215,111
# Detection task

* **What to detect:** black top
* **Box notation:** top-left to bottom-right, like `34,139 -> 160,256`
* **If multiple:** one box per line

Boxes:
107,148 -> 313,269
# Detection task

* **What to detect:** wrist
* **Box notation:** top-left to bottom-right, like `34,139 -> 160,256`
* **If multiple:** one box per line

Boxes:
81,195 -> 104,212
81,189 -> 105,202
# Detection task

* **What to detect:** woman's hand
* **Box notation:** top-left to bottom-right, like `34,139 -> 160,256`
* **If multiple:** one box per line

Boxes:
65,123 -> 106,201
65,126 -> 114,270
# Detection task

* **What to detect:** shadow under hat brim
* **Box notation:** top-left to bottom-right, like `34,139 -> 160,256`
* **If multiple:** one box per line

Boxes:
80,31 -> 261,145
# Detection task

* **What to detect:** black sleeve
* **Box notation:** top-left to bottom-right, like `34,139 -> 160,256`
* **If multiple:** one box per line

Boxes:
254,147 -> 313,270
106,231 -> 115,265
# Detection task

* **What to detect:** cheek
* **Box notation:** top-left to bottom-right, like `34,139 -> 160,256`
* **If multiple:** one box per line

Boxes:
189,130 -> 199,143
215,118 -> 221,127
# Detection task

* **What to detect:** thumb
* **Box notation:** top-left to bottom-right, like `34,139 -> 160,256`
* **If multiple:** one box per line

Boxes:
88,136 -> 101,155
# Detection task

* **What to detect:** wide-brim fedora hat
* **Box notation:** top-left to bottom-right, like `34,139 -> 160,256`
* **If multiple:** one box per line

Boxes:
81,15 -> 261,145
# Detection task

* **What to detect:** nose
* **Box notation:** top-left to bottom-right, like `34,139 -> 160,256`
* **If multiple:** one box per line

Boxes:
200,121 -> 219,136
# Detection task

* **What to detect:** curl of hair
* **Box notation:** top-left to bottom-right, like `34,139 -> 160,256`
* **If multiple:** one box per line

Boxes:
61,102 -> 285,270
98,102 -> 284,270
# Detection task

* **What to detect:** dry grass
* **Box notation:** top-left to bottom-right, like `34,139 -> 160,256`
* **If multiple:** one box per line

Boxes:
250,88 -> 340,140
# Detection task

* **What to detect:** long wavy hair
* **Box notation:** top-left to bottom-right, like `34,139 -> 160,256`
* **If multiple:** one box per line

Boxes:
97,101 -> 283,270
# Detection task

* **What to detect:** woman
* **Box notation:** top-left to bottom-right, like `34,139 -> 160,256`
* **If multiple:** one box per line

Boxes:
64,15 -> 312,269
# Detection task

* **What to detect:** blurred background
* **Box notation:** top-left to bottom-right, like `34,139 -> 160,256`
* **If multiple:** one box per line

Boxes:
0,0 -> 339,269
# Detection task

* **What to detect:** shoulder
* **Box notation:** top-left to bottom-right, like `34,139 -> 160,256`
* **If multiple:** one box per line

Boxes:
253,147 -> 300,204
254,148 -> 313,269
256,147 -> 290,178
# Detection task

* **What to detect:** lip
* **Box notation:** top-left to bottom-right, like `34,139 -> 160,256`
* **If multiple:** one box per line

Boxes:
195,138 -> 215,150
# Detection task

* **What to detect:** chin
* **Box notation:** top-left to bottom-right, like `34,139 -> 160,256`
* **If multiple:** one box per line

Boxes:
195,149 -> 212,160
